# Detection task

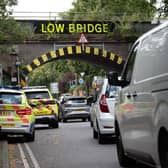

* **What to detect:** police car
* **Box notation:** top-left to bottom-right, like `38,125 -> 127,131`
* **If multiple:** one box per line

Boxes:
23,86 -> 59,128
0,87 -> 35,141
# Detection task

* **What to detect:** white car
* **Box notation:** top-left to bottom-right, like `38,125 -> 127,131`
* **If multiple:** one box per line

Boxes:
90,78 -> 120,144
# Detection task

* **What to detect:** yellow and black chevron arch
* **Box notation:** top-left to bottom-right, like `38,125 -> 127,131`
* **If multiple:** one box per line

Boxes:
21,45 -> 125,86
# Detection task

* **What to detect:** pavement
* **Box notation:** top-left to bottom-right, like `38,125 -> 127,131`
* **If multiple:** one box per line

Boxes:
0,140 -> 9,168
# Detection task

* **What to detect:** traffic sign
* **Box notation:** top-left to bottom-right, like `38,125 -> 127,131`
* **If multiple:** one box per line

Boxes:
50,82 -> 59,94
78,33 -> 88,44
79,78 -> 84,84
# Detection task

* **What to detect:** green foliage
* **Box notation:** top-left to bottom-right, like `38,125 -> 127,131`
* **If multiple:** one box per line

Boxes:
59,0 -> 157,40
0,19 -> 32,44
0,0 -> 17,18
155,0 -> 168,18
27,60 -> 106,93
60,0 -> 156,21
0,0 -> 32,50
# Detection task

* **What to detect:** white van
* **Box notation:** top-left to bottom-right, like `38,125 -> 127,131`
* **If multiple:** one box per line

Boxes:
108,21 -> 168,168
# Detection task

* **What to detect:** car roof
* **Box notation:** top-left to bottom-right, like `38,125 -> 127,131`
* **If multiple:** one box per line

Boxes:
135,21 -> 168,44
65,96 -> 86,100
0,88 -> 22,94
22,86 -> 49,92
23,88 -> 49,92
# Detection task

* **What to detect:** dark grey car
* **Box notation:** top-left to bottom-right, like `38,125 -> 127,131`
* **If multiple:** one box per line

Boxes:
61,96 -> 90,122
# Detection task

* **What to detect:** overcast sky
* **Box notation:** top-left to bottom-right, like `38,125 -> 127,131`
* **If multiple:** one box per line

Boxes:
13,0 -> 74,12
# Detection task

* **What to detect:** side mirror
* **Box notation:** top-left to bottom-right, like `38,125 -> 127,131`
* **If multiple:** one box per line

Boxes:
87,96 -> 95,105
108,71 -> 119,85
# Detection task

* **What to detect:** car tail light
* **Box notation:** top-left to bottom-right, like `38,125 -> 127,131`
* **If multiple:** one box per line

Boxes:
16,107 -> 32,115
99,94 -> 109,113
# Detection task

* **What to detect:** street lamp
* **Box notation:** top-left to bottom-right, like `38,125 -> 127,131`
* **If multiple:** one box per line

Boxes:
15,57 -> 21,86
10,46 -> 20,86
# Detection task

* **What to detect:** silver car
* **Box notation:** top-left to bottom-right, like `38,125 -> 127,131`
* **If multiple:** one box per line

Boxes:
61,96 -> 90,122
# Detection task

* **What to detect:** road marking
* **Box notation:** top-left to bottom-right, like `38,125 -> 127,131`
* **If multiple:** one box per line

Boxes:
24,143 -> 41,168
18,144 -> 30,168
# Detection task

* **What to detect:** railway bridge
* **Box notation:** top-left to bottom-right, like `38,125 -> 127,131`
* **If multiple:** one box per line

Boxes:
0,16 -> 159,85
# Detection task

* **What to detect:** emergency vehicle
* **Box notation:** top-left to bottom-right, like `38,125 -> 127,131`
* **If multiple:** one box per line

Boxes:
0,87 -> 35,141
23,86 -> 59,128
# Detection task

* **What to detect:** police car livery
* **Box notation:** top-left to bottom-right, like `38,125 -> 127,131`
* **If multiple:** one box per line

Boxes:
0,87 -> 35,142
23,86 -> 59,128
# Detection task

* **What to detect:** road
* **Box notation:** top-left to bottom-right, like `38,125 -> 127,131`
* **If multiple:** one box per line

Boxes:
7,121 -> 150,168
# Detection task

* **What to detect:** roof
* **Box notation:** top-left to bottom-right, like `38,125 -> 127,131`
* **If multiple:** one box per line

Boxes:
22,86 -> 49,92
135,21 -> 168,44
0,88 -> 22,94
65,96 -> 87,100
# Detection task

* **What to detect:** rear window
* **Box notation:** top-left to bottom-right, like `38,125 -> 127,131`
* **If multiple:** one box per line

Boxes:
25,91 -> 50,99
107,86 -> 120,98
66,98 -> 86,103
0,93 -> 22,104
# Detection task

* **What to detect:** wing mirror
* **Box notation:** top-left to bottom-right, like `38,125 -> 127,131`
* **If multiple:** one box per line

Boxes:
108,71 -> 127,87
108,71 -> 119,86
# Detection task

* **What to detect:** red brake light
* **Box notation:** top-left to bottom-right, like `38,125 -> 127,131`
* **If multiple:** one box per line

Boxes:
99,95 -> 109,113
16,107 -> 32,115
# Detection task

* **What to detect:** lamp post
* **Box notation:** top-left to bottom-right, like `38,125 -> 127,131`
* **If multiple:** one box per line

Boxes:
10,47 -> 20,86
15,57 -> 21,86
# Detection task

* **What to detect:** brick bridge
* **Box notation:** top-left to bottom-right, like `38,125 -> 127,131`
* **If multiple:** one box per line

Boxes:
0,18 -> 159,85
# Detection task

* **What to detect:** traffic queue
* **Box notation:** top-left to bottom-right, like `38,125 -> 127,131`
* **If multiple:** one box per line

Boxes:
0,86 -> 60,142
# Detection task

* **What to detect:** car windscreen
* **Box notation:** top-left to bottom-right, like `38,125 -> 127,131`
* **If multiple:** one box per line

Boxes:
0,93 -> 22,104
25,91 -> 50,99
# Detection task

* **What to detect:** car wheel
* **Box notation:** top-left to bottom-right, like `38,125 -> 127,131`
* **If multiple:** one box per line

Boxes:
25,130 -> 35,142
50,115 -> 59,128
82,118 -> 86,122
98,129 -> 105,144
93,128 -> 98,139
58,117 -> 62,122
90,120 -> 93,127
0,133 -> 7,140
63,118 -> 67,123
50,120 -> 59,128
159,132 -> 168,168
116,132 -> 134,167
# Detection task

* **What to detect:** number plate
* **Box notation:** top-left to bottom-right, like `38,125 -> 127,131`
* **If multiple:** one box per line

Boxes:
0,111 -> 13,116
0,123 -> 15,127
36,111 -> 50,115
74,109 -> 84,112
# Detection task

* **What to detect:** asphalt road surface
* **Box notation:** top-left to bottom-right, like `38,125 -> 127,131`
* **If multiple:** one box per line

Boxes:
7,121 -> 151,168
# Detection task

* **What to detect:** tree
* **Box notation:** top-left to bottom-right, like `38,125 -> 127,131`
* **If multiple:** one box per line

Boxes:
61,0 -> 156,21
60,0 -> 156,40
27,60 -> 106,94
153,0 -> 168,19
0,0 -> 17,18
0,0 -> 32,46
